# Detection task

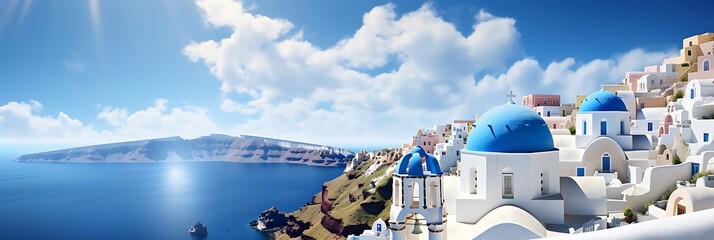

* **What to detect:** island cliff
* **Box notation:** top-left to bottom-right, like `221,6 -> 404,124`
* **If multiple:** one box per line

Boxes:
253,149 -> 401,239
16,134 -> 354,167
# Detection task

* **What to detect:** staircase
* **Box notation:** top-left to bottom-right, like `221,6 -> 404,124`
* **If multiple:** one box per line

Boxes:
677,63 -> 696,82
661,82 -> 688,97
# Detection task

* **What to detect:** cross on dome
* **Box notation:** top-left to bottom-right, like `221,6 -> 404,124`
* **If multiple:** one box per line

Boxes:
506,91 -> 516,104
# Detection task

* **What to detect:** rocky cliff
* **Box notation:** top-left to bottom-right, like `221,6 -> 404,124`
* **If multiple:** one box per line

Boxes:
16,134 -> 354,167
253,148 -> 402,239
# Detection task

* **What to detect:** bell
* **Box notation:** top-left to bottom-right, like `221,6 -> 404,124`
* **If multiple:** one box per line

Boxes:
411,218 -> 423,235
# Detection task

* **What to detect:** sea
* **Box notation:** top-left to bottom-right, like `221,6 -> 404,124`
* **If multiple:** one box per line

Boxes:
0,154 -> 345,240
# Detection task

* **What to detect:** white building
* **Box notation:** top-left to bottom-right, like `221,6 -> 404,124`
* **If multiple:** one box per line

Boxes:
631,107 -> 666,139
347,219 -> 389,240
636,72 -> 677,93
534,105 -> 560,117
553,90 -> 655,185
433,123 -> 469,173
456,103 -> 565,225
664,175 -> 714,216
659,79 -> 714,173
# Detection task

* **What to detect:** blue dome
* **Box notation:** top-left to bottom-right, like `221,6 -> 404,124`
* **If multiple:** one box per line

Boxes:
396,146 -> 442,176
578,90 -> 628,112
465,104 -> 555,153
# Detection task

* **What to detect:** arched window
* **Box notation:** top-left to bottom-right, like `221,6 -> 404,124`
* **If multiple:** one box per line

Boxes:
687,50 -> 692,56
600,120 -> 607,135
409,182 -> 420,208
394,179 -> 401,206
672,196 -> 686,215
620,121 -> 625,135
704,60 -> 710,71
602,153 -> 611,173
429,182 -> 439,207
583,121 -> 587,135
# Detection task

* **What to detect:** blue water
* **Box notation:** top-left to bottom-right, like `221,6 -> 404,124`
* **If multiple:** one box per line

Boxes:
0,156 -> 344,240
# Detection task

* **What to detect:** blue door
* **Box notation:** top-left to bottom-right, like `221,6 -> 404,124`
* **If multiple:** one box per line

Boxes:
648,123 -> 653,131
601,121 -> 607,135
692,163 -> 700,176
620,121 -> 625,134
705,133 -> 710,142
576,167 -> 585,177
602,154 -> 611,173
691,88 -> 695,99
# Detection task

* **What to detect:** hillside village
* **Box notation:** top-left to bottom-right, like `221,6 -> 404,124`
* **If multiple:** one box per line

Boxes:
261,33 -> 714,239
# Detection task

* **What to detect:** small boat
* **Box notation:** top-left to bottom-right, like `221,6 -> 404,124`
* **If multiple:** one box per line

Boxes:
188,221 -> 208,236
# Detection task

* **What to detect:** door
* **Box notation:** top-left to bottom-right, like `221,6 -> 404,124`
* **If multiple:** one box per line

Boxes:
576,167 -> 585,177
602,154 -> 611,173
677,204 -> 686,215
692,163 -> 700,176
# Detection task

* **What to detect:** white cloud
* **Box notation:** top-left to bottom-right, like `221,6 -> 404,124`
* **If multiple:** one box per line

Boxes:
184,0 -> 522,145
184,0 -> 678,147
0,99 -> 220,146
472,48 -> 678,107
2,1 -> 678,150
0,101 -> 97,144
97,99 -> 220,140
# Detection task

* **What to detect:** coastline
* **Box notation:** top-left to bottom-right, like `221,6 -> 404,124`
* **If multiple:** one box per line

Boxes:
12,158 -> 348,167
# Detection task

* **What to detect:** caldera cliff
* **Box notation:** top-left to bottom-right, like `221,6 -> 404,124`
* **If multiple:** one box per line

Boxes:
16,134 -> 354,167
253,148 -> 401,239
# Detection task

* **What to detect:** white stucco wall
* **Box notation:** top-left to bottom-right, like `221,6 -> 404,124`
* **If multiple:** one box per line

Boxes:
546,208 -> 714,240
623,163 -> 692,210
457,150 -> 564,224
576,112 -> 633,150
560,177 -> 607,216
535,106 -> 560,117
689,119 -> 714,155
474,223 -> 541,240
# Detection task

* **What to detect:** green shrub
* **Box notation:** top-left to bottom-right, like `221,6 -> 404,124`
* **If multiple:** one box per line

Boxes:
672,154 -> 681,165
673,90 -> 684,102
690,170 -> 714,183
660,186 -> 676,201
623,206 -> 634,218
568,125 -> 576,135
642,201 -> 656,215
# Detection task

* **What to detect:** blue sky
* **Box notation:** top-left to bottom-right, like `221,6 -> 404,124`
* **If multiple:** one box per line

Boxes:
0,0 -> 710,153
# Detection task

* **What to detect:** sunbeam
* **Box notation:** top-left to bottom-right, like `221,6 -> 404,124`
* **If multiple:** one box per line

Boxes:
88,0 -> 103,56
